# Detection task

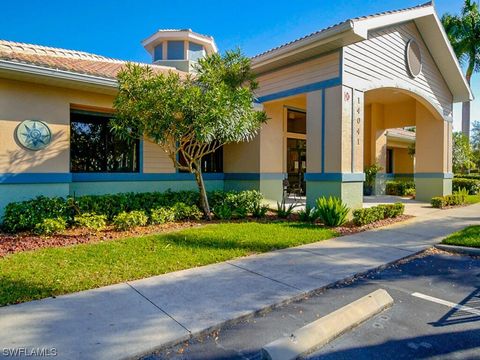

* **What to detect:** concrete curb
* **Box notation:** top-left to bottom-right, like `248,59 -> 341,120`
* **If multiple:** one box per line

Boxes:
261,289 -> 394,360
435,244 -> 480,256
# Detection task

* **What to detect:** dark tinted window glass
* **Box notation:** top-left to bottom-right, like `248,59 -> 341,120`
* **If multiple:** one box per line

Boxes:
179,145 -> 223,173
70,111 -> 139,173
287,109 -> 306,134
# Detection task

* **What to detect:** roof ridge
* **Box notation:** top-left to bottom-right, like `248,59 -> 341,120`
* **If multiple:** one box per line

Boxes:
0,39 -> 124,63
252,1 -> 433,59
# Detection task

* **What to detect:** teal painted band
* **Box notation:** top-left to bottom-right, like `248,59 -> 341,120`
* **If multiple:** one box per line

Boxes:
72,173 -> 224,182
304,173 -> 365,182
257,77 -> 341,103
0,173 -> 72,184
224,173 -> 285,180
415,173 -> 453,179
0,173 -> 225,184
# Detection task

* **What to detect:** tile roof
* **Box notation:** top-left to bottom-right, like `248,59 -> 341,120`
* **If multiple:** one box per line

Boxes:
387,128 -> 416,141
252,1 -> 433,59
0,40 -> 182,80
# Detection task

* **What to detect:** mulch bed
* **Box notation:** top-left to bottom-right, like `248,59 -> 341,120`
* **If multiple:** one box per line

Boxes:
0,213 -> 414,258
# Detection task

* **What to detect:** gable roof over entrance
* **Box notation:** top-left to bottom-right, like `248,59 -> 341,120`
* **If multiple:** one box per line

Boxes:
252,2 -> 472,103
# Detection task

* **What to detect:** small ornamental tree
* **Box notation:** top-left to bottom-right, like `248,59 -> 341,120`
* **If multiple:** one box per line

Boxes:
453,131 -> 475,173
112,50 -> 267,219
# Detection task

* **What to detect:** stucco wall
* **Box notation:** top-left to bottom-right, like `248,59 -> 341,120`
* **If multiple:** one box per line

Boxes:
256,52 -> 340,99
0,78 -> 113,174
392,147 -> 414,174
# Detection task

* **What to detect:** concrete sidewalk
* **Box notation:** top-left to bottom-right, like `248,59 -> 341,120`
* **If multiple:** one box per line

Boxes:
0,203 -> 479,360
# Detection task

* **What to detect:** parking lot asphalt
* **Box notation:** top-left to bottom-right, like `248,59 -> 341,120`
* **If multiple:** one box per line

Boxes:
144,250 -> 480,360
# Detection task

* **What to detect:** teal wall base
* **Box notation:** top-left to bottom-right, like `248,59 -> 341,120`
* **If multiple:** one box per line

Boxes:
69,180 -> 223,196
225,179 -> 283,204
415,177 -> 452,202
0,183 -> 70,218
224,180 -> 259,193
260,179 -> 283,204
306,180 -> 363,210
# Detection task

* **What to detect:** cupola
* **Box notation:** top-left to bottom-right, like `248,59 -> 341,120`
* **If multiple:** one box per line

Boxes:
142,29 -> 217,72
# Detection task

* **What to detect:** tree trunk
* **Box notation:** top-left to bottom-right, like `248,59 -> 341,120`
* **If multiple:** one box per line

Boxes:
463,65 -> 473,139
193,167 -> 212,220
462,101 -> 471,139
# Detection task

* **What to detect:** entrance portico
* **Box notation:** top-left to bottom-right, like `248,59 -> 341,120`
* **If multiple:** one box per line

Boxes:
242,2 -> 471,209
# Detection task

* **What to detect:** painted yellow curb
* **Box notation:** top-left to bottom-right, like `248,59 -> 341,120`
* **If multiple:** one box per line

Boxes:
262,289 -> 393,360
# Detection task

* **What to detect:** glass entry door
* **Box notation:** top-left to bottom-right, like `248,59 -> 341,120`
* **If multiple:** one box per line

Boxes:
286,138 -> 306,194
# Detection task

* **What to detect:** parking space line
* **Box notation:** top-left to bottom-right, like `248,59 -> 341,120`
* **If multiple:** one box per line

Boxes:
411,292 -> 480,316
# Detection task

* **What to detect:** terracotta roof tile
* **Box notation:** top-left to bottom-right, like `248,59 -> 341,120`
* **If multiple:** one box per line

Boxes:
0,39 -> 183,79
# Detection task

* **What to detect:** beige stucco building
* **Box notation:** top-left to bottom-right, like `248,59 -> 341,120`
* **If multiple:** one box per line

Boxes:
0,2 -> 472,214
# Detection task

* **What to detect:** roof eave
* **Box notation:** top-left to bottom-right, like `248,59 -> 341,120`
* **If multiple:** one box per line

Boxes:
251,21 -> 362,73
0,60 -> 118,94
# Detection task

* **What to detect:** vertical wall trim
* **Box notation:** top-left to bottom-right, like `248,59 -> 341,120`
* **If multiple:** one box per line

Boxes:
139,139 -> 144,173
321,89 -> 326,173
350,88 -> 355,173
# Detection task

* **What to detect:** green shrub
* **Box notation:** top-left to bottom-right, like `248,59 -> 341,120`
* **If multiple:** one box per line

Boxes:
352,202 -> 404,226
72,190 -> 199,220
431,197 -> 447,208
2,190 -> 264,233
298,205 -> 319,223
454,173 -> 480,180
276,199 -> 297,219
150,207 -> 176,225
34,218 -> 67,235
352,207 -> 384,226
385,181 -> 415,196
251,203 -> 268,218
74,213 -> 107,231
404,188 -> 416,197
315,197 -> 349,227
172,203 -> 202,220
2,196 -> 68,233
452,178 -> 480,195
113,210 -> 148,230
233,206 -> 248,219
213,204 -> 233,220
209,190 -> 263,214
378,203 -> 405,218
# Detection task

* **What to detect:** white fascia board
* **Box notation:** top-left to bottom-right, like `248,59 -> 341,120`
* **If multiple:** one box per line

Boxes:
252,21 -> 359,70
0,60 -> 118,89
352,5 -> 434,36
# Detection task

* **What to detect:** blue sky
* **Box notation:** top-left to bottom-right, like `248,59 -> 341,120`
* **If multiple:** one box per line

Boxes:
0,0 -> 476,131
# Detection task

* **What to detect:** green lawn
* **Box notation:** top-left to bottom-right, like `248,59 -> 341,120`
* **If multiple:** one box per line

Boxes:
465,195 -> 480,204
0,222 -> 336,306
442,225 -> 480,248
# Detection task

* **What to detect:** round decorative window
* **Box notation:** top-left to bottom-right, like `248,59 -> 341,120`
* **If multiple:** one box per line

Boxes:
16,120 -> 52,151
406,39 -> 422,78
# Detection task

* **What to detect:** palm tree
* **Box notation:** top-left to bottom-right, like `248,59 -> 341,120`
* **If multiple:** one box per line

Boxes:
442,0 -> 480,139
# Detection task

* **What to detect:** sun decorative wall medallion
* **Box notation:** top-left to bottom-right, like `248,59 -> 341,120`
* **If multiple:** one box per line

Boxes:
16,120 -> 52,151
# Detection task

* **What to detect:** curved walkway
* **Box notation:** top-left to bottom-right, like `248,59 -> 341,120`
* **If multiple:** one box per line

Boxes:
0,203 -> 479,360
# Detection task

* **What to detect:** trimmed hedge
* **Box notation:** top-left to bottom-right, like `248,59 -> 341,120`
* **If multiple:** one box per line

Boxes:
352,203 -> 405,226
454,174 -> 480,180
385,181 -> 415,196
431,192 -> 468,209
452,178 -> 480,195
1,189 -> 264,233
